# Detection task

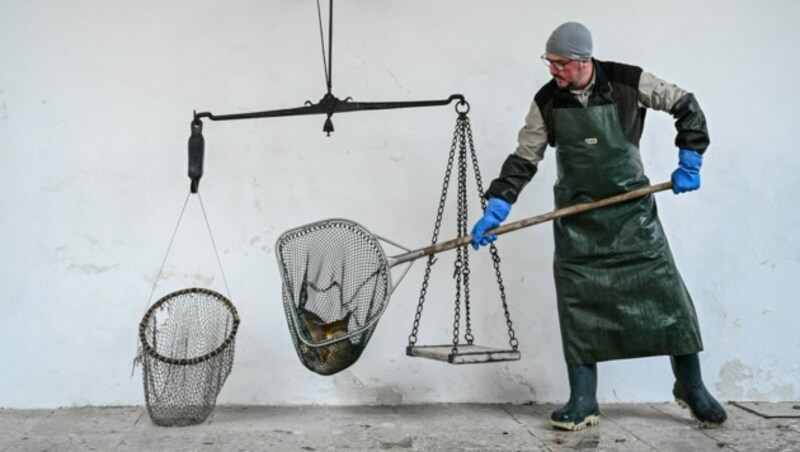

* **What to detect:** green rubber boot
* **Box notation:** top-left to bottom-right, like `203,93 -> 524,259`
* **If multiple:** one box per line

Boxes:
671,353 -> 727,428
550,363 -> 600,431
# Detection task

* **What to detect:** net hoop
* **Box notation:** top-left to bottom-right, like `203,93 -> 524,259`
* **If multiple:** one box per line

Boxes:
138,287 -> 241,366
276,218 -> 393,348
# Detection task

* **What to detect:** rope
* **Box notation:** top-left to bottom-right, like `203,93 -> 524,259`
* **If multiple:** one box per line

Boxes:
144,192 -> 191,309
133,191 -> 233,375
327,0 -> 333,93
133,192 -> 191,375
198,193 -> 232,300
316,0 -> 331,91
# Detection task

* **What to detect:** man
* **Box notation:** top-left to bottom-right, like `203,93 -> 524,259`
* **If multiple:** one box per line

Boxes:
471,22 -> 727,431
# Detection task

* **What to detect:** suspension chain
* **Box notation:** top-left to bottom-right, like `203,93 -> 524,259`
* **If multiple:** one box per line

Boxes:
451,236 -> 463,353
451,116 -> 467,353
408,117 -> 460,347
465,118 -> 518,351
458,116 -> 474,346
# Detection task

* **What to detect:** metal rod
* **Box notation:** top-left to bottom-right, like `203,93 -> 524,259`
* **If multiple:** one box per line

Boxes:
193,94 -> 465,122
389,181 -> 673,267
328,0 -> 333,94
316,0 -> 329,88
194,104 -> 326,121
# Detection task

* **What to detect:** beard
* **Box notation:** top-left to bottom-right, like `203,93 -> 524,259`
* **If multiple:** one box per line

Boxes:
554,77 -> 575,90
554,64 -> 591,90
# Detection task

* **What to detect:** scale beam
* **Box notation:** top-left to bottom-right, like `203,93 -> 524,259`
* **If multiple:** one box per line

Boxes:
194,93 -> 466,135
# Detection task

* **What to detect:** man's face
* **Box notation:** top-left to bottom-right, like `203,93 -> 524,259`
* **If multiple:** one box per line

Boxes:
544,52 -> 591,90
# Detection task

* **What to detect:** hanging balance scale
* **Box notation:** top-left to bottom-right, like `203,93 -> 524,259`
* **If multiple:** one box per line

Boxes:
173,0 -> 513,376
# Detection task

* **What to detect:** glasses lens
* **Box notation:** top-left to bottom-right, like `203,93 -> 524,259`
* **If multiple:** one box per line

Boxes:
541,55 -> 565,70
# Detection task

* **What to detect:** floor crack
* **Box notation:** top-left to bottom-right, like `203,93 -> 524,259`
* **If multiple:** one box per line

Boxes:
133,408 -> 146,426
650,403 -> 744,452
603,410 -> 661,451
500,405 -> 524,425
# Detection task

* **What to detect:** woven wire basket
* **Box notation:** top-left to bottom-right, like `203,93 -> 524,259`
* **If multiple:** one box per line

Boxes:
277,219 -> 391,375
138,287 -> 240,426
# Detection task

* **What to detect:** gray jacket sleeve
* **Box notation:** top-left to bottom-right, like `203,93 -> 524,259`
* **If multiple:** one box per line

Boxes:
513,98 -> 549,165
638,71 -> 688,112
484,99 -> 546,204
638,71 -> 710,153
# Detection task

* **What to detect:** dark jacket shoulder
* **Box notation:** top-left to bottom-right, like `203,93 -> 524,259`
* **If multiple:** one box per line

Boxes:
597,60 -> 642,89
533,59 -> 643,108
533,59 -> 648,148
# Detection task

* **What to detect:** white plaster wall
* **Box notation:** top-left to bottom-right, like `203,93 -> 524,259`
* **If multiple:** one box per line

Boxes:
1,0 -> 798,408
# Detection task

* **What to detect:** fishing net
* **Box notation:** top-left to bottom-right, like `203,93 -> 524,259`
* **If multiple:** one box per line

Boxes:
138,287 -> 240,426
277,219 -> 392,375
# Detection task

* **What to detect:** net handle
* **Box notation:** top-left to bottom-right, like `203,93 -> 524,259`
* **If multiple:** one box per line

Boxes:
138,287 -> 241,366
389,182 -> 673,266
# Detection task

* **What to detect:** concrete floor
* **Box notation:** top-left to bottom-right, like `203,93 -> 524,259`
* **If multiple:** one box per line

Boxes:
1,402 -> 798,451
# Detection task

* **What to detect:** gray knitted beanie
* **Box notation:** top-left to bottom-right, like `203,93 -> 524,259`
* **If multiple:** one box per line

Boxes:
546,22 -> 593,60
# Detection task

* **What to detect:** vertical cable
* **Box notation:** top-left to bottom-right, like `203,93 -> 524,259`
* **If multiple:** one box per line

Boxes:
327,0 -> 333,94
316,0 -> 330,91
134,191 -> 191,375
144,192 -> 191,308
198,193 -> 232,300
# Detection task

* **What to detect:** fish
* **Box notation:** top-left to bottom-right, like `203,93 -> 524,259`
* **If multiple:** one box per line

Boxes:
297,308 -> 360,375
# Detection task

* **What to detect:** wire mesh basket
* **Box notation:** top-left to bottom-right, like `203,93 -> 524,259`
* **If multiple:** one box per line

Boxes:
138,287 -> 240,426
277,219 -> 391,375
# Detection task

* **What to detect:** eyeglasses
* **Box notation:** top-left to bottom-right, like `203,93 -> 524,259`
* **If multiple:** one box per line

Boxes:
541,54 -> 572,71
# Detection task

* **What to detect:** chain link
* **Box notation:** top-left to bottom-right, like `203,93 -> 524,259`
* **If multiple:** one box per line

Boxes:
466,119 -> 488,211
458,118 -> 474,346
451,245 -> 462,354
451,117 -> 467,353
465,118 -> 518,351
408,116 -> 460,346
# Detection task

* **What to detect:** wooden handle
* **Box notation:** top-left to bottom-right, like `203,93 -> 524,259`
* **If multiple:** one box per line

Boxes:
408,181 -> 673,261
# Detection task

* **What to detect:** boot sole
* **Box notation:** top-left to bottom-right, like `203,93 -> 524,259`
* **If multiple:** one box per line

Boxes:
550,414 -> 599,431
675,397 -> 724,429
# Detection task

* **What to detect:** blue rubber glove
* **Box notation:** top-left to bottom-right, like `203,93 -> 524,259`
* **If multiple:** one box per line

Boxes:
671,149 -> 703,194
471,198 -> 511,250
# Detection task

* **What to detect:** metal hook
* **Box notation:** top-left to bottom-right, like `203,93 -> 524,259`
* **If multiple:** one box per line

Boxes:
188,117 -> 205,193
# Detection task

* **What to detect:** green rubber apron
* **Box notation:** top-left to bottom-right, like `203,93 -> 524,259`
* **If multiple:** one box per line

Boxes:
552,103 -> 703,364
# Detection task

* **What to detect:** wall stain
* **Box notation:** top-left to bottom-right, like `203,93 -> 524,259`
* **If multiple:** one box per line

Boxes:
192,274 -> 216,287
374,386 -> 403,405
499,366 -> 537,399
67,263 -> 118,274
331,371 -> 404,404
717,359 -> 796,400
717,359 -> 754,399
